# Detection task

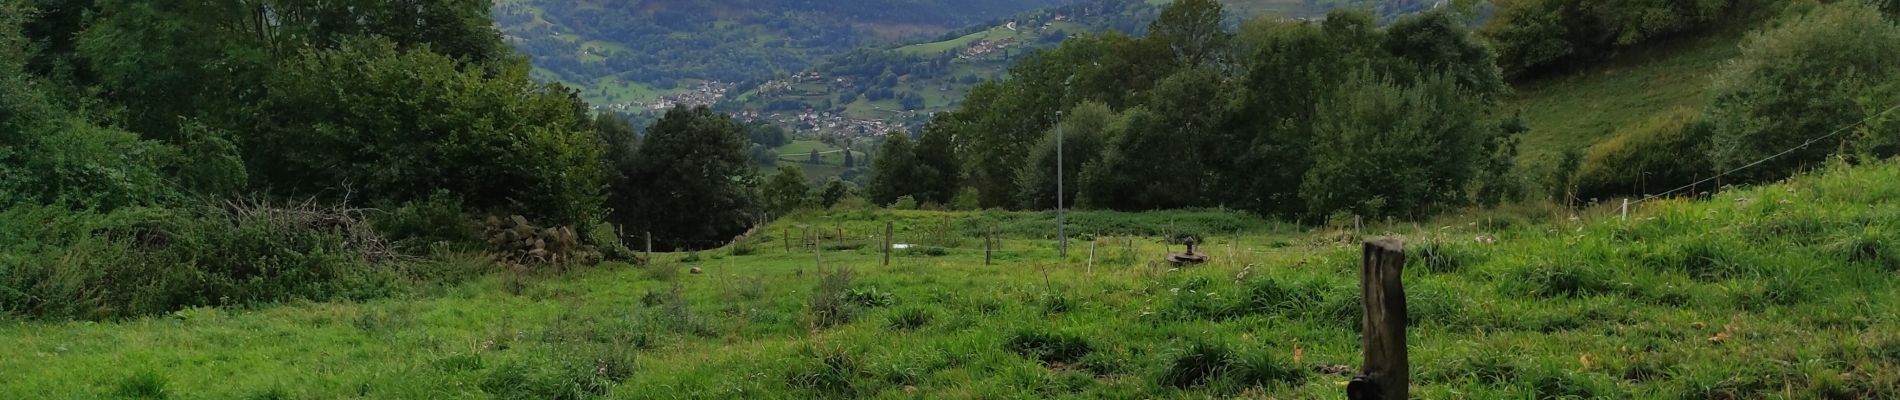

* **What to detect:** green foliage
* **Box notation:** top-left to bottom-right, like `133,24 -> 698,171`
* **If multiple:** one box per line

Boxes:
1705,1 -> 1900,184
818,178 -> 851,209
912,119 -> 963,205
77,0 -> 511,142
762,166 -> 812,215
1302,76 -> 1490,218
867,133 -> 917,206
1017,101 -> 1112,210
1575,108 -> 1712,199
1384,8 -> 1508,98
373,191 -> 484,250
613,106 -> 757,249
0,203 -> 392,320
1483,0 -> 1736,77
809,268 -> 857,329
0,119 -> 179,211
257,38 -> 603,225
1148,0 -> 1231,66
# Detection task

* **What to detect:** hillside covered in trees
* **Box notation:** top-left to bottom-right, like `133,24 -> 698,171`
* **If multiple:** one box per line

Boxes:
862,0 -> 1900,221
5,0 -> 1900,397
494,0 -> 1076,105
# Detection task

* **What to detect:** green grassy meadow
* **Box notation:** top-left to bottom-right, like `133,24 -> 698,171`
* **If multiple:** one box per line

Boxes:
1501,24 -> 1750,168
7,160 -> 1900,398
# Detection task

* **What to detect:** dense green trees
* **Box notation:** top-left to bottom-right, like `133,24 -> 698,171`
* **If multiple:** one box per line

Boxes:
258,38 -> 604,225
867,133 -> 918,206
1018,102 -> 1114,209
5,0 -> 789,280
1302,77 -> 1489,218
613,106 -> 759,249
902,3 -> 1514,219
1704,1 -> 1900,183
762,166 -> 812,216
1482,0 -> 1736,77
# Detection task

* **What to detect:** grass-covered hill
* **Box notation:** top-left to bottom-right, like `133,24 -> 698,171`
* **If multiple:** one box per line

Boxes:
493,0 -> 1077,105
7,155 -> 1898,397
723,0 -> 1427,125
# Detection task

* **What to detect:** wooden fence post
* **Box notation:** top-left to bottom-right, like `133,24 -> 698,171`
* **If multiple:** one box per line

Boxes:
783,227 -> 791,253
984,225 -> 994,266
1347,239 -> 1408,400
836,222 -> 844,249
645,231 -> 653,262
883,221 -> 893,267
1087,235 -> 1097,275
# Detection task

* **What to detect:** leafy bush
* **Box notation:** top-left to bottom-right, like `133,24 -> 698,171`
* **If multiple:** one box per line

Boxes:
0,202 -> 393,320
373,191 -> 484,251
892,195 -> 920,210
1705,1 -> 1900,184
842,287 -> 895,308
256,37 -> 604,226
1483,0 -> 1734,77
1575,108 -> 1712,200
809,268 -> 856,328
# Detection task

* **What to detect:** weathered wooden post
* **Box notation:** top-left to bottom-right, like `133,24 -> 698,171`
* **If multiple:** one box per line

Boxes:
1347,239 -> 1408,400
645,231 -> 653,262
1086,235 -> 1097,275
883,221 -> 893,267
836,222 -> 845,249
783,227 -> 791,253
984,225 -> 994,266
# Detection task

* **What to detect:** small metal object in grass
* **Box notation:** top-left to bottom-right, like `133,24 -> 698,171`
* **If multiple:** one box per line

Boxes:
1166,237 -> 1208,266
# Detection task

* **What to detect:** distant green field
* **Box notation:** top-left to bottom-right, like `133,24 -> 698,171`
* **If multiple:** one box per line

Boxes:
582,76 -> 666,106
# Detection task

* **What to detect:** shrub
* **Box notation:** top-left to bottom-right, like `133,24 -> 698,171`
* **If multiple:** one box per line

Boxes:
1705,1 -> 1900,184
1005,330 -> 1094,365
809,268 -> 856,328
257,37 -> 605,226
892,195 -> 919,210
373,191 -> 483,250
0,202 -> 393,320
1574,109 -> 1712,200
843,287 -> 895,308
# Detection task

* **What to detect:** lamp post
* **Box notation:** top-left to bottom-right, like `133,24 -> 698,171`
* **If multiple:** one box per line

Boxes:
1056,110 -> 1067,258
